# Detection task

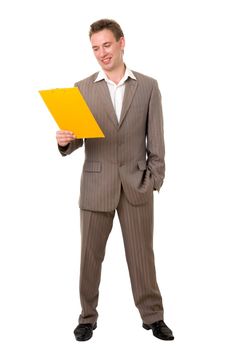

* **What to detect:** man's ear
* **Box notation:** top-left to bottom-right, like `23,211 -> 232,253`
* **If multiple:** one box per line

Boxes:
119,36 -> 125,50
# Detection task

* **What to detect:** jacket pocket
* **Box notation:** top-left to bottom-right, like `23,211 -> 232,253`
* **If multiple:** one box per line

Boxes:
83,161 -> 102,172
137,160 -> 147,171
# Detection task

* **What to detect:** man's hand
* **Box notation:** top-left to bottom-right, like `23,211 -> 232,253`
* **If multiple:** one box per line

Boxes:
56,130 -> 76,147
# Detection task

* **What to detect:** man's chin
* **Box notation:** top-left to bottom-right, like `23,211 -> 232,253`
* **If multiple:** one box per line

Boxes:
99,62 -> 113,71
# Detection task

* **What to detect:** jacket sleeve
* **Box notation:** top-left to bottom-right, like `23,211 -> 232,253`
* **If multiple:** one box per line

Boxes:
57,138 -> 83,156
146,80 -> 165,192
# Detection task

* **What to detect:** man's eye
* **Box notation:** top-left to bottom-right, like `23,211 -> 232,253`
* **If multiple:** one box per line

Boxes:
104,44 -> 110,48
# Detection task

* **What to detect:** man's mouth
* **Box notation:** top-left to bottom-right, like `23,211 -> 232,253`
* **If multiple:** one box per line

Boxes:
102,57 -> 111,64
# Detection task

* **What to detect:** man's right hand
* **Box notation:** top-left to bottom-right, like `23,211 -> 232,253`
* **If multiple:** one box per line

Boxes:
56,130 -> 76,147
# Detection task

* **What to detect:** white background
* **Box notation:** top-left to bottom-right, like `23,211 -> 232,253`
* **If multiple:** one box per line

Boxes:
1,0 -> 233,349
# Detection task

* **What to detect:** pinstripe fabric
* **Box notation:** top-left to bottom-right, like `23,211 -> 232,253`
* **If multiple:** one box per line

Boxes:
58,70 -> 166,324
78,185 -> 163,325
58,70 -> 165,211
78,208 -> 115,324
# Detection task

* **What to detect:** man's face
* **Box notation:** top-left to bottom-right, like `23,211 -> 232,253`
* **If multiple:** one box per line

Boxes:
90,29 -> 125,72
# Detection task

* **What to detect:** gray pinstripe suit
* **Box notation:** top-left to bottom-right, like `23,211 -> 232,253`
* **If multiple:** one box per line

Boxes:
58,71 -> 165,324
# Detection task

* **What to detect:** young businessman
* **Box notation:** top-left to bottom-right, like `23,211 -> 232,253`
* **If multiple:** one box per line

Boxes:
56,19 -> 174,342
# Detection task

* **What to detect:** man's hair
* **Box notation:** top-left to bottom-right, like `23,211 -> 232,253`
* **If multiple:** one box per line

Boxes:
89,19 -> 124,41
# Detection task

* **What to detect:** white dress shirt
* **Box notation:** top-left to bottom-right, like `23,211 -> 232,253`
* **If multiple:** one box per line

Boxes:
94,67 -> 136,122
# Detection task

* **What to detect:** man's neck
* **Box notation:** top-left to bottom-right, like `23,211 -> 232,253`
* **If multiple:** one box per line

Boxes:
103,63 -> 126,85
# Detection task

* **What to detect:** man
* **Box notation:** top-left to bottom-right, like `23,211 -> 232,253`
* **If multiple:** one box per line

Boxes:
56,19 -> 174,342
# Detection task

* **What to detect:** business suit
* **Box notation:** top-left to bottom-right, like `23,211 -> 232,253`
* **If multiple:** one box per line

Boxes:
58,70 -> 165,325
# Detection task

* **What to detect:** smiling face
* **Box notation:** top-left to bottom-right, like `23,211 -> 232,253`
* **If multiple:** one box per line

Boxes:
90,29 -> 125,73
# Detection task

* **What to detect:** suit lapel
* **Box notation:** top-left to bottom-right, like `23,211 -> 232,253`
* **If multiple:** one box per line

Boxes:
92,75 -> 138,130
93,79 -> 119,129
119,78 -> 138,128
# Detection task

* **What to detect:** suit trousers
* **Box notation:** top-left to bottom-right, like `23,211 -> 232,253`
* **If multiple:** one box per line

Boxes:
78,185 -> 164,325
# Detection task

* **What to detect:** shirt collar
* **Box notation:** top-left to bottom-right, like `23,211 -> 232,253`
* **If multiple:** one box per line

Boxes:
94,66 -> 136,85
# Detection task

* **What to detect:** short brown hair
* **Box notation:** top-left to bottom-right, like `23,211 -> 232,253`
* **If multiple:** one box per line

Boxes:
89,19 -> 124,41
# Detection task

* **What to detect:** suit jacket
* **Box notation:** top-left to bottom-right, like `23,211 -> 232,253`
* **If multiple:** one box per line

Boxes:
58,71 -> 165,211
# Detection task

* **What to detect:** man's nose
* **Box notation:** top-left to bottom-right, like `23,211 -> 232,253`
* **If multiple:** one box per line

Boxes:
99,47 -> 107,58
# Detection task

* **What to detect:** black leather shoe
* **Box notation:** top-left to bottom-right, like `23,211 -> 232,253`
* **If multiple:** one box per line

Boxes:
74,322 -> 97,341
143,320 -> 174,340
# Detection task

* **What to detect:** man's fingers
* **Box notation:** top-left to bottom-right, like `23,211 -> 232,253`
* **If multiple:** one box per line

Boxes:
56,130 -> 75,137
56,130 -> 76,147
58,137 -> 73,142
57,134 -> 74,139
56,131 -> 76,141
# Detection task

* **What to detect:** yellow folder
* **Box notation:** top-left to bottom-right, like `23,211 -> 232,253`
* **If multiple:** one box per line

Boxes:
39,87 -> 105,138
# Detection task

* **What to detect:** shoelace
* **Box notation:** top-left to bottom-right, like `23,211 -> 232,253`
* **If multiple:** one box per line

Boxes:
154,320 -> 166,329
78,324 -> 92,329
